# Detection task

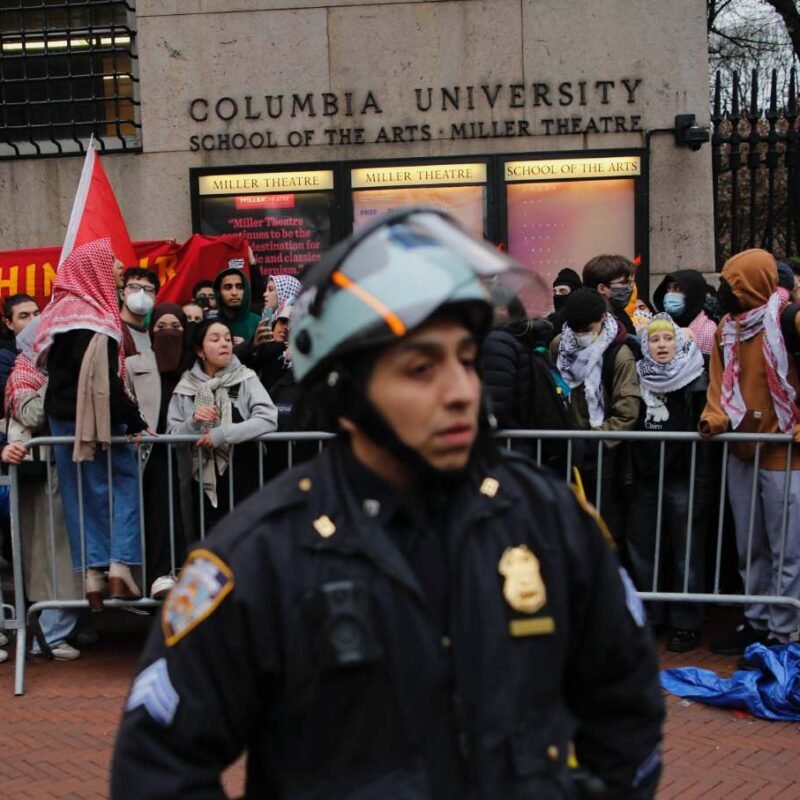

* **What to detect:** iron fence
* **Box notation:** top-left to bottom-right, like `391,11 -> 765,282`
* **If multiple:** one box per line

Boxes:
712,68 -> 800,267
2,428 -> 798,696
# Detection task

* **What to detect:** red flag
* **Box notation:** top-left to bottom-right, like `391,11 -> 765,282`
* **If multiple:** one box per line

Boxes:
59,138 -> 136,267
156,234 -> 251,304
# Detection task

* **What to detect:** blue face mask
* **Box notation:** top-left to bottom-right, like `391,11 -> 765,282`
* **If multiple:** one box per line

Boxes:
663,292 -> 685,316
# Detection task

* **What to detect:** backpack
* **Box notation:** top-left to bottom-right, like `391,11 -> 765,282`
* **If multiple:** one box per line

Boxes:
526,348 -> 584,473
600,335 -> 641,412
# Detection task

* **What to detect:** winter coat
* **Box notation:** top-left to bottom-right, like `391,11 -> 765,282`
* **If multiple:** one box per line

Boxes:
111,441 -> 664,800
700,250 -> 800,469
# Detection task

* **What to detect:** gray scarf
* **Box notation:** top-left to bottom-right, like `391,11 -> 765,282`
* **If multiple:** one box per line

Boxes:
173,356 -> 253,506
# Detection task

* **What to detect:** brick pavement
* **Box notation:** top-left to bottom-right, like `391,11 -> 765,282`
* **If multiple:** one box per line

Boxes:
1,608 -> 799,799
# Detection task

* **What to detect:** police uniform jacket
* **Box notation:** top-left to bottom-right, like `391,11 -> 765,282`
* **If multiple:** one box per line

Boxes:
111,440 -> 664,800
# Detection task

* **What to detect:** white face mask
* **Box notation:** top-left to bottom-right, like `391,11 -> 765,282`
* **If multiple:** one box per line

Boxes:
125,289 -> 155,316
574,331 -> 597,348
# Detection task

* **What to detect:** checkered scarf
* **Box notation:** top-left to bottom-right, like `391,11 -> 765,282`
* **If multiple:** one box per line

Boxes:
33,238 -> 126,378
720,287 -> 799,432
271,274 -> 302,309
557,312 -> 619,429
637,314 -> 705,423
4,353 -> 46,419
5,315 -> 46,418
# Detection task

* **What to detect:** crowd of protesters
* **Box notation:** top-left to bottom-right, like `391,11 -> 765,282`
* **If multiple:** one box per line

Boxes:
1,236 -> 800,665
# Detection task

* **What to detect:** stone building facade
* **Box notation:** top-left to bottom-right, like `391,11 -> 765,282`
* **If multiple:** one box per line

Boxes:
0,0 -> 714,297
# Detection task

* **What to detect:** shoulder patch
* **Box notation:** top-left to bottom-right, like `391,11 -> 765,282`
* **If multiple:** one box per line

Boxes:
162,549 -> 234,646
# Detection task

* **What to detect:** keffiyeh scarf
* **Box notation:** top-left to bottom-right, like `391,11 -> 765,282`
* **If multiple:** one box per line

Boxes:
172,357 -> 253,507
4,318 -> 47,420
557,312 -> 619,429
637,314 -> 705,424
33,238 -> 126,379
720,288 -> 799,433
271,274 -> 302,309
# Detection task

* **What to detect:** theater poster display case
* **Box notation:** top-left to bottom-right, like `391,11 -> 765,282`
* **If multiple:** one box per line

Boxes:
191,166 -> 339,294
348,160 -> 489,239
500,152 -> 646,293
191,151 -> 647,295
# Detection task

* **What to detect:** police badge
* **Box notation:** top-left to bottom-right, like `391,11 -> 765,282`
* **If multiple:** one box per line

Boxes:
498,545 -> 547,614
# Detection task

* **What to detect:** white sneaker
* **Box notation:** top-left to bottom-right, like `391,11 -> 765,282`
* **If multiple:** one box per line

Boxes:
0,648 -> 8,664
0,631 -> 8,647
49,642 -> 81,661
150,575 -> 177,600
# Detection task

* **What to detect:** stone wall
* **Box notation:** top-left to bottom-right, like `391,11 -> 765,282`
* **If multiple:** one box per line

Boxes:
0,0 -> 714,284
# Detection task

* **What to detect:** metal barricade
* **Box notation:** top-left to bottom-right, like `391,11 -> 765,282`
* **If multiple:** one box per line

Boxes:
497,428 -> 800,613
1,468 -> 27,687
5,431 -> 334,695
4,428 -> 799,695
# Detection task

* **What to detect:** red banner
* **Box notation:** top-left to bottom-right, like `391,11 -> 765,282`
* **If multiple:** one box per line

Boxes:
0,234 -> 251,311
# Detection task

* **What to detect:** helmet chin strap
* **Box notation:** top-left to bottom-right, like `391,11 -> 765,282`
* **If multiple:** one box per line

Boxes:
343,386 -> 498,491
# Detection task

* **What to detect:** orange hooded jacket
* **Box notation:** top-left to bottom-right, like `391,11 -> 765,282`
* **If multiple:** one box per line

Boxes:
700,249 -> 800,469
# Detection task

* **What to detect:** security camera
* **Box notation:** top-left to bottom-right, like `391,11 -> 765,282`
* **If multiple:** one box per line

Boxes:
674,114 -> 710,151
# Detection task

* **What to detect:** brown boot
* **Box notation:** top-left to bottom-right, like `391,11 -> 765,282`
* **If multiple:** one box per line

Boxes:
108,563 -> 142,600
85,568 -> 107,612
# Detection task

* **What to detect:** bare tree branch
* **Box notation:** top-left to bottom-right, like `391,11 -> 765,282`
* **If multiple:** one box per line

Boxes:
764,0 -> 800,61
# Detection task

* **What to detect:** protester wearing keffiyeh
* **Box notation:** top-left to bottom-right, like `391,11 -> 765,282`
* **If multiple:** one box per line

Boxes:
699,248 -> 800,652
4,315 -> 46,420
33,237 -> 125,377
719,286 -> 799,433
557,311 -> 619,429
269,274 -> 302,311
637,315 -> 705,426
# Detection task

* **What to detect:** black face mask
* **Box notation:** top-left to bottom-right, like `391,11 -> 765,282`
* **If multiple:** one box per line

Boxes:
716,281 -> 742,316
553,294 -> 570,311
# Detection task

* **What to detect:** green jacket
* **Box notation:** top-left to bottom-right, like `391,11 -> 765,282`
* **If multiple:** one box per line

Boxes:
213,267 -> 261,341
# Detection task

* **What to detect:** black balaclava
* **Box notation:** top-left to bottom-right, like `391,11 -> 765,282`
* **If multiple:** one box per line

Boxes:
716,279 -> 742,316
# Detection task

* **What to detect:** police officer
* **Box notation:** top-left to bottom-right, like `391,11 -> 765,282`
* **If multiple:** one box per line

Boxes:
111,209 -> 664,799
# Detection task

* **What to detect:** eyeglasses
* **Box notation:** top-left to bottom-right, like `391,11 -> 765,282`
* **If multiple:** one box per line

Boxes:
125,283 -> 156,295
609,278 -> 634,287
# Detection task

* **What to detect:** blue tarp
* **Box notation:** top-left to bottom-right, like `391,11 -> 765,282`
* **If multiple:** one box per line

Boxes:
661,642 -> 800,722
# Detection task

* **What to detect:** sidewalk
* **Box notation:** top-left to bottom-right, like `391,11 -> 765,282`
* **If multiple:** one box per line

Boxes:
1,609 -> 798,799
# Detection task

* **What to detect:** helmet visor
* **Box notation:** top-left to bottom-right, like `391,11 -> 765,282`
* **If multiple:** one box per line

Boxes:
292,208 -> 551,380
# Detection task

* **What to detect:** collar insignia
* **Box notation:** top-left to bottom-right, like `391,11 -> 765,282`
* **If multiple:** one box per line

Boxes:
313,514 -> 336,538
480,477 -> 500,497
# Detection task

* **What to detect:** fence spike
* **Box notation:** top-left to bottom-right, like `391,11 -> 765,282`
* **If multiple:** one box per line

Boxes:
749,69 -> 759,117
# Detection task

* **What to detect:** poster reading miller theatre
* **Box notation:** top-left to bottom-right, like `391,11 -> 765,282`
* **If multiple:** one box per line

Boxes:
0,0 -> 714,296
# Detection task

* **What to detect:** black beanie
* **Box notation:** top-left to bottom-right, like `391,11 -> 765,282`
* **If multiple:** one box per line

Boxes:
552,268 -> 582,293
563,288 -> 607,328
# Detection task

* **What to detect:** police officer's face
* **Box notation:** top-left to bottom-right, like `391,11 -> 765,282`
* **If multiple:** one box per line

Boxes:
364,318 -> 481,474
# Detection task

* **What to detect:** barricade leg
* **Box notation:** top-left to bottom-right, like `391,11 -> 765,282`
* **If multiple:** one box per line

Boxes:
9,467 -> 28,695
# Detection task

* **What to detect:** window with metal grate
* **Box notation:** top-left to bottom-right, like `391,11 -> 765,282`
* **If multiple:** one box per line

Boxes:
0,0 -> 140,159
